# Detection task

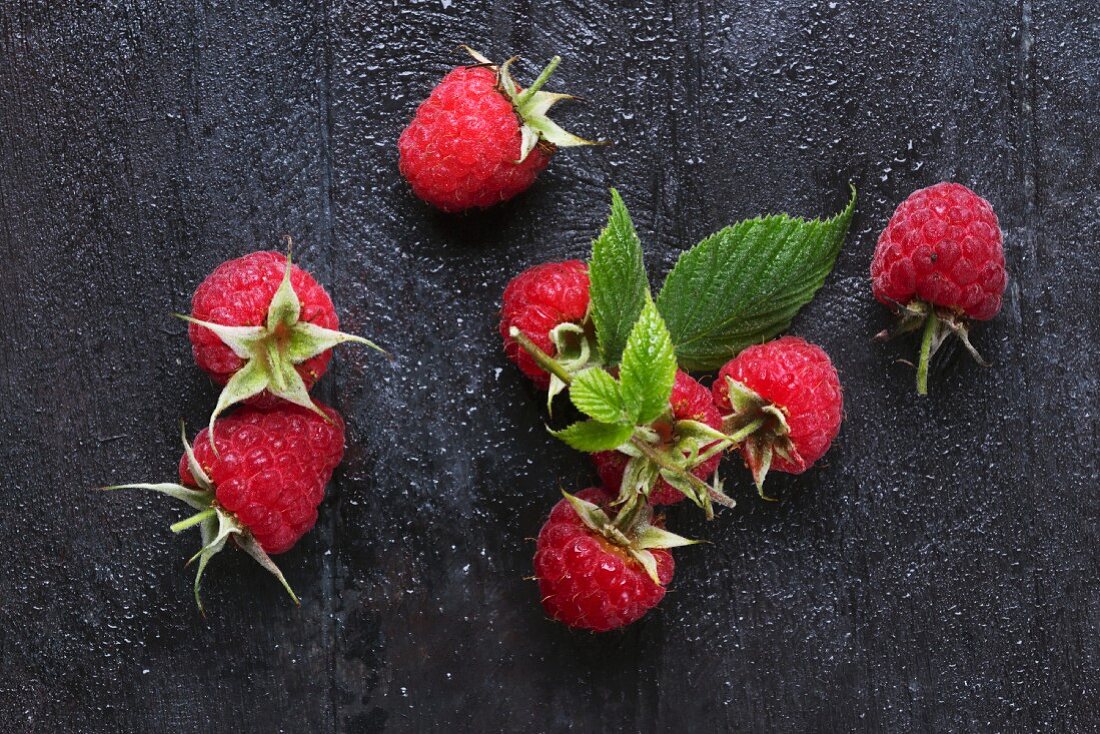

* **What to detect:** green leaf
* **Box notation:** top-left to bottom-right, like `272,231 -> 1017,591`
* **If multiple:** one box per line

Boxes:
619,299 -> 677,425
656,187 -> 856,370
570,368 -> 636,424
550,420 -> 634,453
588,189 -> 649,365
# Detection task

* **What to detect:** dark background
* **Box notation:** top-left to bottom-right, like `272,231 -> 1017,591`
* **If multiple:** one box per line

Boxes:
1,1 -> 1096,732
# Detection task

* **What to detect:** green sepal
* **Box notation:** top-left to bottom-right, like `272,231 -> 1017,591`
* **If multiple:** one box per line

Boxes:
619,455 -> 660,502
561,490 -> 631,547
236,532 -> 300,607
627,549 -> 661,586
560,490 -> 695,586
463,48 -> 604,164
658,467 -> 708,509
745,438 -> 778,502
546,320 -> 602,413
633,524 -> 700,551
179,421 -> 213,490
102,482 -> 213,510
674,419 -> 731,445
186,506 -> 239,614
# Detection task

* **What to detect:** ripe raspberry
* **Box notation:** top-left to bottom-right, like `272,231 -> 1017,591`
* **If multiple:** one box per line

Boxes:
186,250 -> 382,440
712,336 -> 843,496
870,182 -> 1006,394
398,48 -> 600,213
500,260 -> 592,390
534,488 -> 675,632
108,403 -> 346,611
592,370 -> 722,505
181,404 -> 345,555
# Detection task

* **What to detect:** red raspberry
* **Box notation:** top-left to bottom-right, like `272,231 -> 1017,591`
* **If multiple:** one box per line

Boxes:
181,403 -> 345,555
870,182 -> 1006,394
190,251 -> 337,393
398,49 -> 600,213
186,250 -> 381,436
871,182 -> 1005,320
533,488 -> 674,632
712,336 -> 843,493
108,402 -> 345,610
592,370 -> 722,505
499,260 -> 591,389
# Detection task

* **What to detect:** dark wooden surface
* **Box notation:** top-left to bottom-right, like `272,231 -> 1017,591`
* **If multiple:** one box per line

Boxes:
1,1 -> 1097,732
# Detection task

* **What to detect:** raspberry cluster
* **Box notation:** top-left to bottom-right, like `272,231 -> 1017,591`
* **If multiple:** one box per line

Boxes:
109,247 -> 383,611
501,265 -> 844,632
500,181 -> 1004,632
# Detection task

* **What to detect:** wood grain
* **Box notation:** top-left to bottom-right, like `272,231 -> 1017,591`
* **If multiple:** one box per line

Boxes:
0,1 -> 1095,731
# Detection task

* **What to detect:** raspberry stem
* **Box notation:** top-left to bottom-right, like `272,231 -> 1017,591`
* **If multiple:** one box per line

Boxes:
508,326 -> 574,384
692,437 -> 734,467
629,437 -> 735,514
515,56 -> 561,106
916,310 -> 939,396
725,417 -> 765,445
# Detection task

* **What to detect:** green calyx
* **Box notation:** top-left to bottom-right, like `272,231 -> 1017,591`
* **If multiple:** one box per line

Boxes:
463,46 -> 604,164
615,416 -> 735,518
719,377 -> 801,501
102,423 -> 299,614
180,250 -> 386,448
562,490 -> 697,586
508,322 -> 601,413
875,300 -> 989,396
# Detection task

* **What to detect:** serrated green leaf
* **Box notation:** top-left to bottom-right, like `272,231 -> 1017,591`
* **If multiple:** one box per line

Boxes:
570,368 -> 635,424
657,187 -> 856,370
550,420 -> 634,453
619,299 -> 677,425
588,189 -> 649,365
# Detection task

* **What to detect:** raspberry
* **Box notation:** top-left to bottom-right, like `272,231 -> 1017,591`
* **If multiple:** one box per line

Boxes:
186,250 -> 382,439
499,260 -> 592,390
181,404 -> 346,555
712,336 -> 843,496
593,370 -> 722,505
108,403 -> 346,610
533,488 -> 675,632
190,251 -> 337,391
872,182 -> 1005,319
398,48 -> 600,213
870,182 -> 1006,394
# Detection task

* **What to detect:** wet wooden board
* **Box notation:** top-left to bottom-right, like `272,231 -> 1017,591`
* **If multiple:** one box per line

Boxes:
0,1 -> 1096,731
